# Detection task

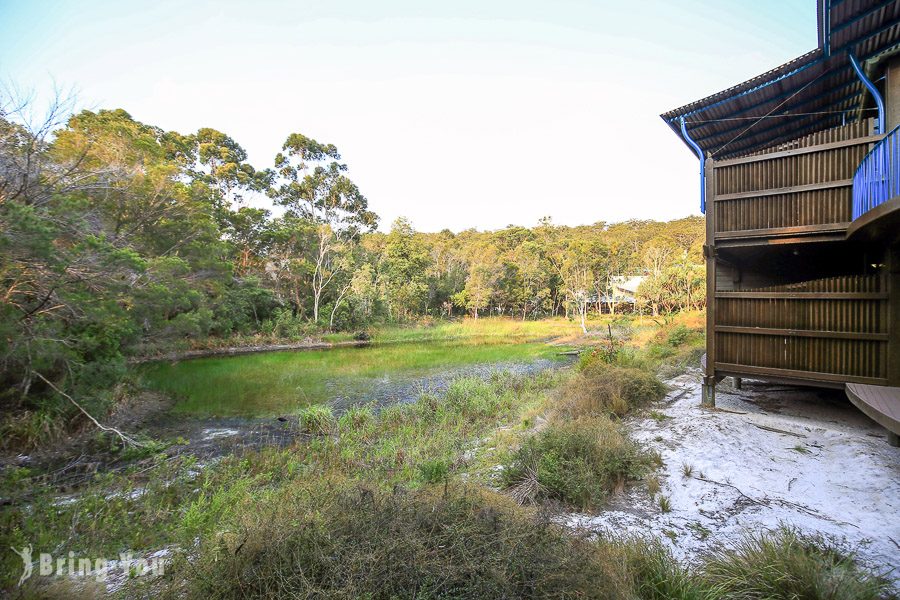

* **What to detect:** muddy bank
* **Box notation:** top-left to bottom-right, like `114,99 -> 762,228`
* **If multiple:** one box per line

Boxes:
129,338 -> 369,364
131,333 -> 578,364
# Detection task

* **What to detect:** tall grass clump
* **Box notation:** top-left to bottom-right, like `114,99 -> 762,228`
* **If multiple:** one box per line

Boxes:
501,416 -> 656,509
297,404 -> 335,434
605,537 -> 709,600
337,403 -> 375,434
160,480 -> 633,600
699,527 -> 893,600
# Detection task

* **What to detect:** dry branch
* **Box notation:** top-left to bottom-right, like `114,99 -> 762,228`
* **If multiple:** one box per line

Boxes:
34,371 -> 145,448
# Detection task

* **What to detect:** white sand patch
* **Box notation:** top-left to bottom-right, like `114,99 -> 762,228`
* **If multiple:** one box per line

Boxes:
566,368 -> 900,574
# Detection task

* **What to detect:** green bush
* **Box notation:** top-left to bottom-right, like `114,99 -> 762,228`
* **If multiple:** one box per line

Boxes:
501,416 -> 655,510
337,404 -> 375,434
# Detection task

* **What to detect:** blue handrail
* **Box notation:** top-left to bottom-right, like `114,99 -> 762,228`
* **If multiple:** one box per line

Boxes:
852,125 -> 900,221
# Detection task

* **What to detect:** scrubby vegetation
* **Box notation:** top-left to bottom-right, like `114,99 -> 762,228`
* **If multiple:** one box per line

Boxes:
4,351 -> 895,598
159,486 -> 894,600
554,364 -> 667,419
499,332 -> 668,510
162,481 -> 628,600
0,372 -> 560,590
502,415 -> 657,509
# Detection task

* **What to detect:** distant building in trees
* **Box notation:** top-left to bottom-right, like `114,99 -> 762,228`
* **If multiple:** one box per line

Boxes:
599,275 -> 645,313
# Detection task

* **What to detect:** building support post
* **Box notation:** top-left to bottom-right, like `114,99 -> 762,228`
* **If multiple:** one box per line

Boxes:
701,377 -> 717,408
702,157 -> 717,408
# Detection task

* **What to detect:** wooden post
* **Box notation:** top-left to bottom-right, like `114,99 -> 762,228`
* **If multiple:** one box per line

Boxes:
703,156 -> 717,408
889,245 -> 900,387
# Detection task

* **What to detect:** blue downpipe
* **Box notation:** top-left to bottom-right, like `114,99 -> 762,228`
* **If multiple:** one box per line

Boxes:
680,116 -> 706,213
849,52 -> 885,134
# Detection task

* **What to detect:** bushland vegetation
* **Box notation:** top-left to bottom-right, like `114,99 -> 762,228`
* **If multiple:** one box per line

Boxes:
3,316 -> 892,598
1,92 -> 703,450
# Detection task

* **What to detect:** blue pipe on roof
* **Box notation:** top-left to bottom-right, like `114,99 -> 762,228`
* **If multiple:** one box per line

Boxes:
849,52 -> 885,133
680,116 -> 706,213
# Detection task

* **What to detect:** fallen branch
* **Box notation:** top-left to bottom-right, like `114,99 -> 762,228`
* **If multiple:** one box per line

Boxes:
666,388 -> 690,402
715,407 -> 748,415
753,424 -> 805,438
692,474 -> 768,507
34,372 -> 145,448
692,474 -> 822,518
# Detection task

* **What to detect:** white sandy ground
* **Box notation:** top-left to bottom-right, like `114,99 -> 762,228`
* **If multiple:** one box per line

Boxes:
566,368 -> 900,580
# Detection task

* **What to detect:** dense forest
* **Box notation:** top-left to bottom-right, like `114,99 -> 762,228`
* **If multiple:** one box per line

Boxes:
0,97 -> 703,445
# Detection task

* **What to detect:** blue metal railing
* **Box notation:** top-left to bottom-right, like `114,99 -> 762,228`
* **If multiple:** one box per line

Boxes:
852,125 -> 900,221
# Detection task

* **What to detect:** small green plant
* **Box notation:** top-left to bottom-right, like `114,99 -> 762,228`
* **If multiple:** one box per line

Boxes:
297,404 -> 335,435
790,444 -> 810,454
646,475 -> 661,498
608,537 -> 705,600
658,495 -> 672,513
418,459 -> 450,484
681,462 -> 694,478
687,521 -> 711,541
649,410 -> 669,422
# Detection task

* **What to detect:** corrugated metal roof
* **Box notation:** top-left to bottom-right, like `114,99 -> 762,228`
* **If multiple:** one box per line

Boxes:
662,0 -> 900,160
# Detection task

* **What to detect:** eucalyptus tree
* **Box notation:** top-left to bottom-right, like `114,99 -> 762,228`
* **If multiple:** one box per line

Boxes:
380,218 -> 431,320
272,133 -> 377,324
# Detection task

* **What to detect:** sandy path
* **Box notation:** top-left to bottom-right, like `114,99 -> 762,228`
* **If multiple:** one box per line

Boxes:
567,369 -> 900,575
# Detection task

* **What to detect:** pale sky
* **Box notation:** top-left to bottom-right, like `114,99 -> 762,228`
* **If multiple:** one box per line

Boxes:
0,0 -> 816,232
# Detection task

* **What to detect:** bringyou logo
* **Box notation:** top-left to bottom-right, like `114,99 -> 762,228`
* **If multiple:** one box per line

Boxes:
10,545 -> 167,586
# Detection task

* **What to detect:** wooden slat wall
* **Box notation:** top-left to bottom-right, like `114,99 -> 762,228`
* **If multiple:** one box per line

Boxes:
706,119 -> 892,386
713,120 -> 875,233
713,274 -> 889,383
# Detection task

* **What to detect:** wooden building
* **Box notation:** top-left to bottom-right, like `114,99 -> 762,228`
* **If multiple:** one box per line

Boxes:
662,0 -> 900,444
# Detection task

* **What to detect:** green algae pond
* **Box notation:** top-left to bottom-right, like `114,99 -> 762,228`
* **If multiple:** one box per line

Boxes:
141,339 -> 570,417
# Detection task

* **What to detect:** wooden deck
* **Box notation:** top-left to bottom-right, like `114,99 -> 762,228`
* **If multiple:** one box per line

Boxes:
845,383 -> 900,446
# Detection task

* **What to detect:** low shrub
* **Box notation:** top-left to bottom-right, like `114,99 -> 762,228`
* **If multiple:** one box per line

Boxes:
501,416 -> 655,510
554,364 -> 667,419
700,527 -> 893,600
160,480 -> 632,600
